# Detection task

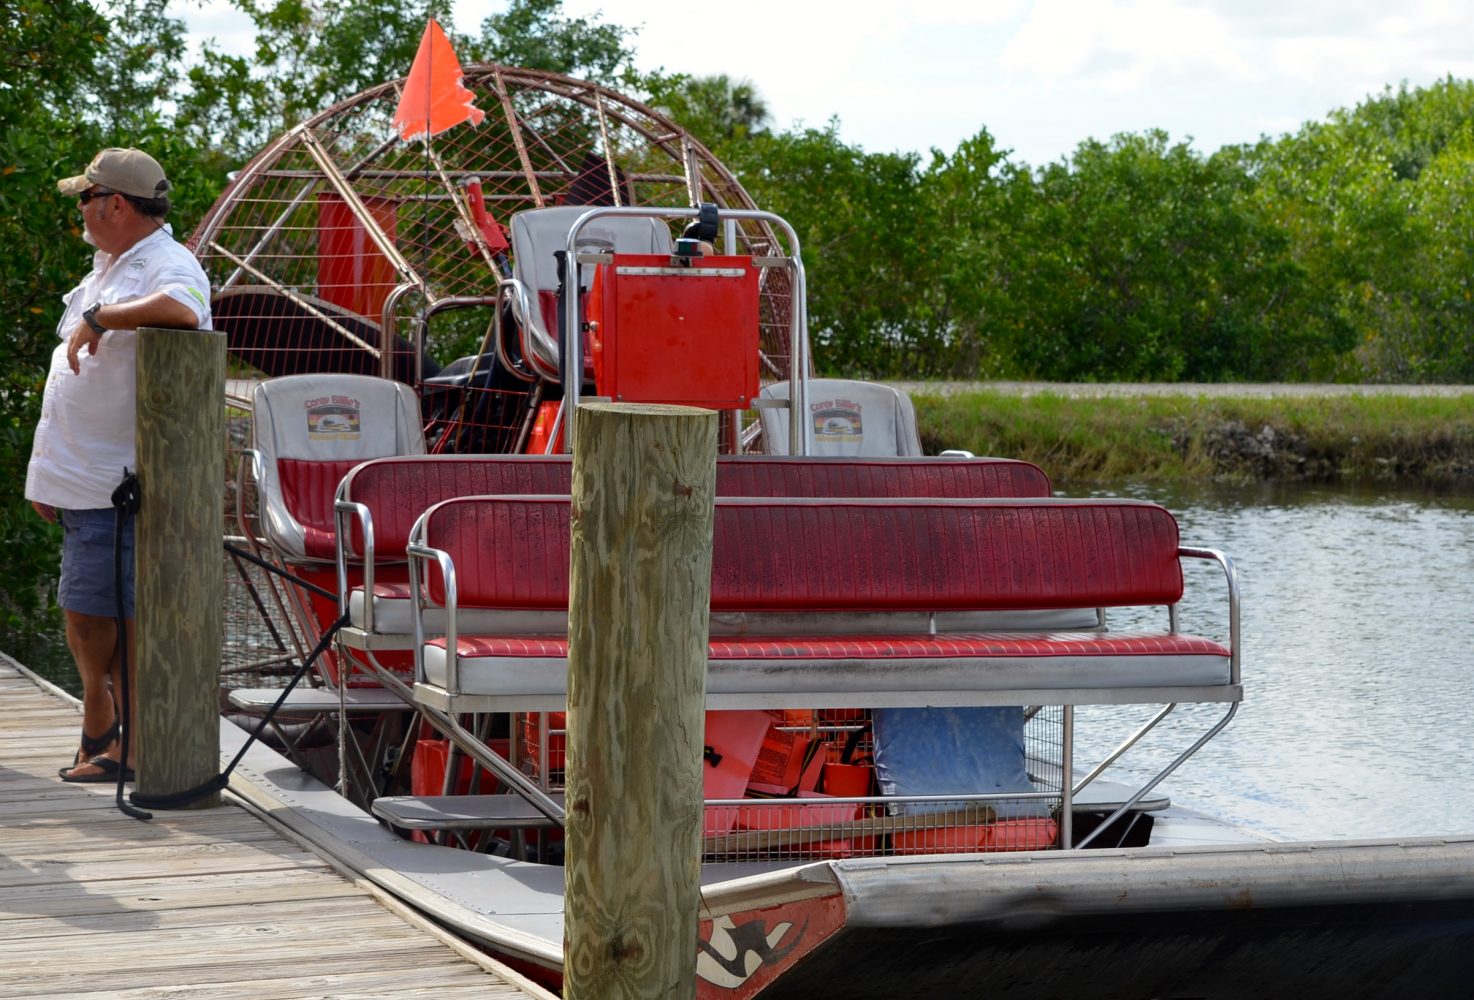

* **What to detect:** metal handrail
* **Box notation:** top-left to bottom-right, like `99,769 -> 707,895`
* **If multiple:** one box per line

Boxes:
332,496 -> 374,632
1071,545 -> 1242,848
404,518 -> 566,824
559,206 -> 810,453
1180,546 -> 1241,685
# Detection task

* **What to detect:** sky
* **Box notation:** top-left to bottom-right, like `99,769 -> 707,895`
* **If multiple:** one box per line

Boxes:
176,0 -> 1474,167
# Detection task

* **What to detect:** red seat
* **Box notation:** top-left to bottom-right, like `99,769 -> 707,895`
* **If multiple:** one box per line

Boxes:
250,373 -> 425,564
411,495 -> 1236,711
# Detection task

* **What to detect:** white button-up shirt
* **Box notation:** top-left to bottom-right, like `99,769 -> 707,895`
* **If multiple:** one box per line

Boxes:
26,226 -> 212,510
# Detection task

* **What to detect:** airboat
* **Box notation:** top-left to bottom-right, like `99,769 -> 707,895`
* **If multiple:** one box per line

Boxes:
191,60 -> 1474,999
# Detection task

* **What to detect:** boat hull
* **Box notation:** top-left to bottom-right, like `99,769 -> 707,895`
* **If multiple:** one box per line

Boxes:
222,720 -> 1474,998
758,897 -> 1474,998
723,841 -> 1474,997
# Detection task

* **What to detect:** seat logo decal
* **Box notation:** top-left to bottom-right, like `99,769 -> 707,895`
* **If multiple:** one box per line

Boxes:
305,395 -> 361,439
811,397 -> 863,443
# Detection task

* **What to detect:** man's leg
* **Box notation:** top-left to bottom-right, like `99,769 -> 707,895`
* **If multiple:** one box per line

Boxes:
62,609 -> 120,764
56,507 -> 137,781
60,612 -> 137,778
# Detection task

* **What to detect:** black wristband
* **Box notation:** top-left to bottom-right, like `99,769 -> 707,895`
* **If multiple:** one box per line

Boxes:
82,302 -> 106,335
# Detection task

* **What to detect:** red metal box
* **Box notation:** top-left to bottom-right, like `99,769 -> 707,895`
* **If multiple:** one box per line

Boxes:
589,254 -> 760,408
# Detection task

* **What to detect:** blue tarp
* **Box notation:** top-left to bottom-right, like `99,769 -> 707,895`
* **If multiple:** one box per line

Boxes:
872,706 -> 1050,818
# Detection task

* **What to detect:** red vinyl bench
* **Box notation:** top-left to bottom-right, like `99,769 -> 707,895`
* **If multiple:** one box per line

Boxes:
393,492 -> 1240,848
332,454 -> 1059,662
407,495 -> 1239,714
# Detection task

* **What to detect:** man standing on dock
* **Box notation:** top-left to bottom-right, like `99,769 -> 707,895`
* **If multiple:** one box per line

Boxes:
24,148 -> 211,783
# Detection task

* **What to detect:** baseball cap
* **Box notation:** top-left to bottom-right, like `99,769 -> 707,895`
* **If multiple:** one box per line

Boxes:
57,148 -> 171,200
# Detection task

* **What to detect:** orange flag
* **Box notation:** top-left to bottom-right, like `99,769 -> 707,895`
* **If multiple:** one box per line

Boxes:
392,19 -> 485,142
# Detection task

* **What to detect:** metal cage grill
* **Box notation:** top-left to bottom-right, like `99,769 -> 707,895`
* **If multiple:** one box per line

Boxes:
514,707 -> 1066,863
192,64 -> 794,411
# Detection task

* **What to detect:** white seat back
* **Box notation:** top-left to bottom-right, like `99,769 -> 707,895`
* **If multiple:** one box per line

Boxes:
251,373 -> 425,561
508,206 -> 673,379
757,378 -> 923,456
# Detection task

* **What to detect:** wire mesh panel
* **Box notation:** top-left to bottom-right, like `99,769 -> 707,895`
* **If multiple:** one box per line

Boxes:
222,391 -> 313,684
700,707 -> 1064,863
515,711 -> 566,791
512,706 -> 1065,863
1026,704 -> 1065,800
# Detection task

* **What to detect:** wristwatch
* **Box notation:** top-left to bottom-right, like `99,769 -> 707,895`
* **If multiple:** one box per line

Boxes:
81,302 -> 106,335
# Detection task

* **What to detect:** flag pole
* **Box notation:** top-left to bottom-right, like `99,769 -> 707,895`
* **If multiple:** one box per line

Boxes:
390,17 -> 486,383
418,18 -> 434,392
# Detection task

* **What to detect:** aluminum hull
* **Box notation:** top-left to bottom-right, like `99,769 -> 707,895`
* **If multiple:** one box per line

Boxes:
221,722 -> 1474,998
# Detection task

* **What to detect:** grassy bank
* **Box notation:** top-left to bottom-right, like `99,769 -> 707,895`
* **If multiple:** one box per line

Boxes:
910,389 -> 1474,483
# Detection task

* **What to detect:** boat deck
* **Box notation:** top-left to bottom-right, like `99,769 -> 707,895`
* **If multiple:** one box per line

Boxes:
0,654 -> 554,1000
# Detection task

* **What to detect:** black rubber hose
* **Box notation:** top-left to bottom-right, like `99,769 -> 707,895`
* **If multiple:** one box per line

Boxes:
110,470 -> 151,821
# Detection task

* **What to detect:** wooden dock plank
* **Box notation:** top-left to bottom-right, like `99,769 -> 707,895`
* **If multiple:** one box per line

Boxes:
0,812 -> 285,848
0,895 -> 395,940
0,869 -> 365,921
47,967 -> 527,1000
0,655 -> 553,999
0,841 -> 330,888
0,953 -> 496,998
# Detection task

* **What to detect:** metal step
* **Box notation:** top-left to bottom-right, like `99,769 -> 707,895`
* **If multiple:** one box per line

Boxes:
1072,779 -> 1170,813
227,686 -> 409,714
371,793 -> 566,832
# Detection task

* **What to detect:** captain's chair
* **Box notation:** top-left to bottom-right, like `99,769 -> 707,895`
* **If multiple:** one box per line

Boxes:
756,378 -> 924,456
503,205 -> 672,382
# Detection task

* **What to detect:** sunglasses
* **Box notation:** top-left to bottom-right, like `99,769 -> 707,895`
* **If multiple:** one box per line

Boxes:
78,189 -> 117,205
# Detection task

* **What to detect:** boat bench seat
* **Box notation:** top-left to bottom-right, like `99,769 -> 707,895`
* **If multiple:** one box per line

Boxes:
334,453 -> 1055,649
410,495 -> 1240,714
335,455 -> 577,652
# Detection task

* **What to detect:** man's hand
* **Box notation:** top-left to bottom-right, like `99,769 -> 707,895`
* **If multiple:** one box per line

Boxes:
63,292 -> 200,374
66,320 -> 102,374
31,500 -> 57,523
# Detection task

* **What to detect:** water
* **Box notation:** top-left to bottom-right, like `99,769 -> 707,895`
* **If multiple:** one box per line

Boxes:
1070,480 -> 1474,841
10,481 -> 1473,842
3,621 -> 76,696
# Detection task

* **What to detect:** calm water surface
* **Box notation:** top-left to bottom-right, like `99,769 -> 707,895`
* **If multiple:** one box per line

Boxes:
1073,480 -> 1474,841
11,481 -> 1472,842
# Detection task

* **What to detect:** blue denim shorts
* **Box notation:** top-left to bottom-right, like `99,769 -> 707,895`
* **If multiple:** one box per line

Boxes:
58,508 -> 135,619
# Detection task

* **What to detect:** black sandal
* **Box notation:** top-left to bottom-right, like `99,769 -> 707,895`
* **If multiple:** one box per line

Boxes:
58,720 -> 120,778
60,754 -> 136,784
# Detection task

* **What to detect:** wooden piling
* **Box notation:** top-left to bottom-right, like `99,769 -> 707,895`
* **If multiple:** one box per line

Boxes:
134,327 -> 226,807
563,402 -> 718,1000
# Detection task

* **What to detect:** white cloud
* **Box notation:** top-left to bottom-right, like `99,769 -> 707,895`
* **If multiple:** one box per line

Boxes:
1000,0 -> 1256,91
175,1 -> 1474,165
907,0 -> 1025,27
170,0 -> 254,57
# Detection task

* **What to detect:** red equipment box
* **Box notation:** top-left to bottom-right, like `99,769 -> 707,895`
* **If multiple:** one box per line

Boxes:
588,254 -> 760,409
